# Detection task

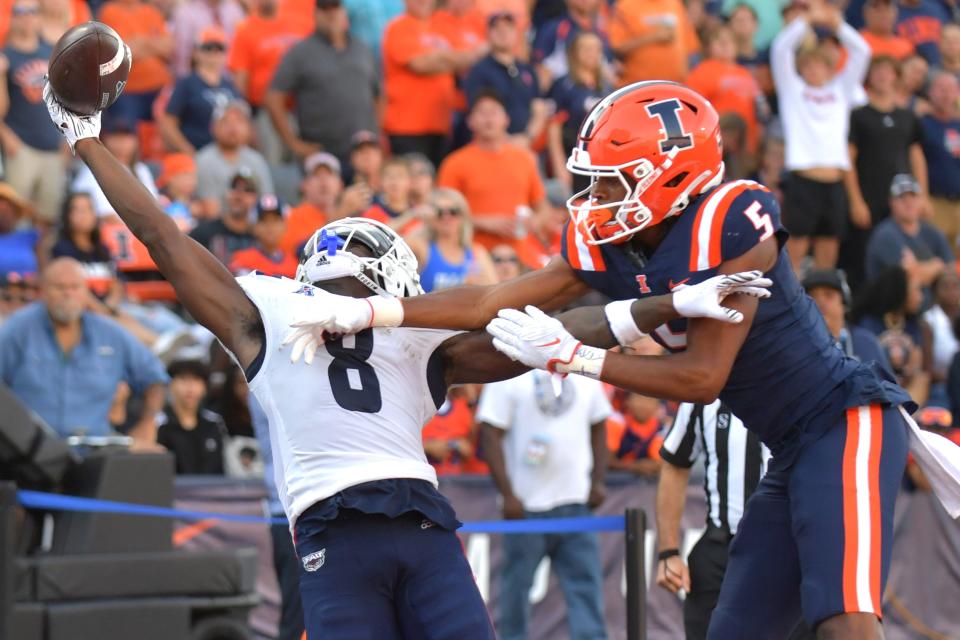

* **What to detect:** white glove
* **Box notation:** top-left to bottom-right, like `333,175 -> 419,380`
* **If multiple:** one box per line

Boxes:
672,270 -> 772,324
487,306 -> 606,379
281,292 -> 403,364
42,79 -> 101,153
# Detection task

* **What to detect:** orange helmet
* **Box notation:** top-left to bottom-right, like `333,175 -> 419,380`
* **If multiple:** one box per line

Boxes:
567,81 -> 725,245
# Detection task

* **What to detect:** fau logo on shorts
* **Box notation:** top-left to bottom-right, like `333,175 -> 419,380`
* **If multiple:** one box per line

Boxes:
302,548 -> 326,572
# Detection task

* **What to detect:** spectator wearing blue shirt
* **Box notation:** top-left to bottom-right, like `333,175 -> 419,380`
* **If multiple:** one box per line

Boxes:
547,31 -> 610,193
532,0 -> 612,91
896,0 -> 950,65
865,174 -> 954,305
463,12 -> 547,145
159,27 -> 240,154
0,258 -> 168,444
342,0 -> 404,65
0,0 -> 66,224
921,71 -> 960,248
0,181 -> 39,278
802,268 -> 894,377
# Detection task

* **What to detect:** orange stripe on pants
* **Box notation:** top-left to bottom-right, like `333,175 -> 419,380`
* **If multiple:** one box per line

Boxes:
842,406 -> 862,613
867,404 -> 884,615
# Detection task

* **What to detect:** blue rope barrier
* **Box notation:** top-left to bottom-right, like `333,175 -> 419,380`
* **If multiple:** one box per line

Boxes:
16,490 -> 626,533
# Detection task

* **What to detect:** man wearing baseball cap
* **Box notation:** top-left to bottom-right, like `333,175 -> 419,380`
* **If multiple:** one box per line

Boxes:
864,174 -> 953,296
229,194 -> 298,277
281,152 -> 345,256
802,268 -> 891,373
189,167 -> 258,264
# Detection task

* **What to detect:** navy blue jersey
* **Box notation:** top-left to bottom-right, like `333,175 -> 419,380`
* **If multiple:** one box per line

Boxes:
561,180 -> 911,449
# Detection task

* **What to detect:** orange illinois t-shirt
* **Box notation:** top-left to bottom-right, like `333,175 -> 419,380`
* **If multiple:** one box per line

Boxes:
281,202 -> 327,258
860,31 -> 915,60
608,0 -> 700,86
98,1 -> 171,93
686,59 -> 762,153
382,13 -> 456,136
227,14 -> 309,107
437,143 -> 545,250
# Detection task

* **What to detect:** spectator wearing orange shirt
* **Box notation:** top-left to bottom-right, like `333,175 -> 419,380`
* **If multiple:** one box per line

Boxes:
606,390 -> 664,477
687,25 -> 766,155
422,388 -> 488,475
280,151 -> 342,257
381,0 -> 488,166
229,195 -> 298,277
228,0 -> 309,164
860,0 -> 914,60
608,0 -> 700,86
99,0 -> 173,124
360,156 -> 423,235
515,180 -> 567,271
437,91 -> 547,250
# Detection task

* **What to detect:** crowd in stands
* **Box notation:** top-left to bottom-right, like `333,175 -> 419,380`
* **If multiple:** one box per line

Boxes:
0,0 -> 959,508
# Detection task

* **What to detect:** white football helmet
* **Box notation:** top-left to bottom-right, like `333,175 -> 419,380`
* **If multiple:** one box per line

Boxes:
296,217 -> 423,297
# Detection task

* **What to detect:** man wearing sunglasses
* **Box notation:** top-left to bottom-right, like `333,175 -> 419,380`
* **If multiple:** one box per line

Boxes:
0,0 -> 66,224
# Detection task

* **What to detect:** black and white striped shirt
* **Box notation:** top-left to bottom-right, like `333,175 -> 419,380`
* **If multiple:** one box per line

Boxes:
660,401 -> 771,535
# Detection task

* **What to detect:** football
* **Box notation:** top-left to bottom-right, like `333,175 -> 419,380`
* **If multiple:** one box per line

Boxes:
47,21 -> 131,116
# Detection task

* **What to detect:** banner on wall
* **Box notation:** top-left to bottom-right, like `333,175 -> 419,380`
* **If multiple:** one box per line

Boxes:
173,474 -> 960,640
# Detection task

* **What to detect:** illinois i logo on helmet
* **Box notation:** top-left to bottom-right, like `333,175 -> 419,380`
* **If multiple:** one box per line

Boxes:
566,81 -> 725,245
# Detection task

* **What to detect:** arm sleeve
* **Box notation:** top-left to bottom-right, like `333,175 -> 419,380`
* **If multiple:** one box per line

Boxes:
836,22 -> 871,93
588,383 -> 613,424
269,46 -> 300,93
659,402 -> 702,468
164,79 -> 187,117
475,380 -> 514,429
531,21 -> 557,64
384,21 -> 427,68
226,25 -> 251,74
770,17 -> 809,96
696,183 -> 784,271
121,329 -> 170,393
0,321 -> 21,384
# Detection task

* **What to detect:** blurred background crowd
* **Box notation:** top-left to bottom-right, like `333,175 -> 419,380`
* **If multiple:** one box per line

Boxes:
1,0 -> 960,634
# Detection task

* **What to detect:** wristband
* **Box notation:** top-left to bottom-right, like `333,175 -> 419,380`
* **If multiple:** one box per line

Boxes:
366,295 -> 404,328
551,344 -> 607,380
604,299 -> 646,347
658,548 -> 680,561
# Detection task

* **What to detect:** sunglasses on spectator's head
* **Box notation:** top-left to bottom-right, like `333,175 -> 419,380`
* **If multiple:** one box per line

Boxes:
436,207 -> 461,218
199,42 -> 226,52
12,5 -> 39,15
316,0 -> 341,9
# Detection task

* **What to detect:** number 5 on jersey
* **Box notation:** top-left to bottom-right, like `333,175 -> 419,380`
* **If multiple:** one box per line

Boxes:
743,201 -> 774,242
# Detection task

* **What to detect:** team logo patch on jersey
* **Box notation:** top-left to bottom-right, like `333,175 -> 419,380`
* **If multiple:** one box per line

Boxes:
293,285 -> 315,296
302,549 -> 326,571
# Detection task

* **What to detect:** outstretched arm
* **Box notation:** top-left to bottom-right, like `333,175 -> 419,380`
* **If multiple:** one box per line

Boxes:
400,256 -> 591,330
488,240 -> 779,403
45,85 -> 264,369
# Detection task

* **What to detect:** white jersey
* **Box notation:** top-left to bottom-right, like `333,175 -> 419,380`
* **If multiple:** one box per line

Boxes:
234,274 -> 454,527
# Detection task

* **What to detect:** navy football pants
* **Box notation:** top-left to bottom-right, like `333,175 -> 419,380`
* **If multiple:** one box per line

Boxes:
294,508 -> 495,640
708,404 -> 909,638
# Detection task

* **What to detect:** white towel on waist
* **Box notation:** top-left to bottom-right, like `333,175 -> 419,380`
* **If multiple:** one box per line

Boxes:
900,405 -> 960,518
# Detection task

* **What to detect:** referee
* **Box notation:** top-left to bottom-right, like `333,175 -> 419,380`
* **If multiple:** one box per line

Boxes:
654,400 -> 768,640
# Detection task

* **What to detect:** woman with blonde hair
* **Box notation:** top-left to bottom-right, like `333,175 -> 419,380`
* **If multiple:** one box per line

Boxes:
406,187 -> 497,292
